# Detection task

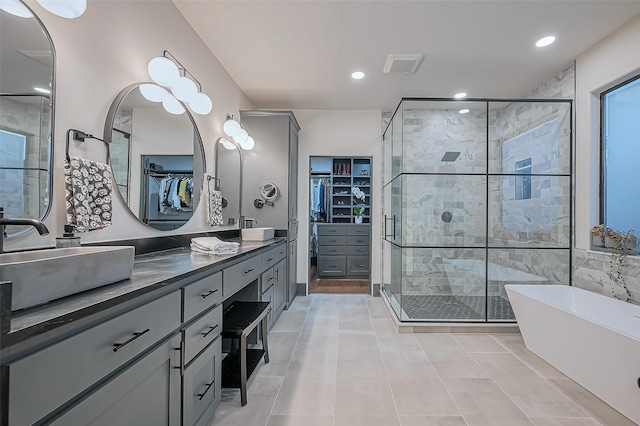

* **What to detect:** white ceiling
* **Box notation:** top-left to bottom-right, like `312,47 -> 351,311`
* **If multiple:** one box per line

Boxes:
173,1 -> 640,113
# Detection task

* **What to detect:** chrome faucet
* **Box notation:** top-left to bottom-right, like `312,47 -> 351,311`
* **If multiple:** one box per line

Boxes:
0,207 -> 50,254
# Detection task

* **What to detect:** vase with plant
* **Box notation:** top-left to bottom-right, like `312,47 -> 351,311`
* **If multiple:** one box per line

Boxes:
353,206 -> 364,224
606,228 -> 638,303
590,224 -> 611,248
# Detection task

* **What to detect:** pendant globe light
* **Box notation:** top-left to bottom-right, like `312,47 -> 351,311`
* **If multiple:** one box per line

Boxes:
188,92 -> 212,115
36,0 -> 86,18
0,0 -> 33,17
148,57 -> 180,88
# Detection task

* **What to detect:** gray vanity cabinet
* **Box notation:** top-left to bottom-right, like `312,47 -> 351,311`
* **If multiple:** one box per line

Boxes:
273,259 -> 287,317
183,337 -> 222,426
51,334 -> 181,426
240,111 -> 300,307
7,291 -> 181,426
260,244 -> 287,327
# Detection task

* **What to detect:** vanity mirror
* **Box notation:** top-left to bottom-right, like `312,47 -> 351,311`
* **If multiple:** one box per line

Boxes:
214,138 -> 241,227
104,83 -> 205,231
0,5 -> 54,237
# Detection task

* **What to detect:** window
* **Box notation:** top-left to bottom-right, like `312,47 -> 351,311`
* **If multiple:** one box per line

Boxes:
515,158 -> 532,200
601,75 -> 640,233
0,129 -> 27,217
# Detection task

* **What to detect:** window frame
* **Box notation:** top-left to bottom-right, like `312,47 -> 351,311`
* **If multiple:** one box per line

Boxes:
599,73 -> 640,226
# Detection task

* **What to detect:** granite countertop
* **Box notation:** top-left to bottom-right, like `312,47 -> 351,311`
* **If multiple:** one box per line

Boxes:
1,238 -> 285,356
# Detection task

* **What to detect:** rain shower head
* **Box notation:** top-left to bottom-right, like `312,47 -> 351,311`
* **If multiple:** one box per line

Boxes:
441,151 -> 460,162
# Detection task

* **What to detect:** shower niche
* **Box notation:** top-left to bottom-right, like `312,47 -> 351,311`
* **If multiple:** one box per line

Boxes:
382,99 -> 572,322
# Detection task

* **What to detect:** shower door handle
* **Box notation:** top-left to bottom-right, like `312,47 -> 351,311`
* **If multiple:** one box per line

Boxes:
384,214 -> 394,239
393,214 -> 397,240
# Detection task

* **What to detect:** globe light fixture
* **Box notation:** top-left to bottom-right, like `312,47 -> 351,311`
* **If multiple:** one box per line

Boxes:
35,0 -> 86,18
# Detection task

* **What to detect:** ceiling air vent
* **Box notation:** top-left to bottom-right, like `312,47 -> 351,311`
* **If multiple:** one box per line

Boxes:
383,54 -> 424,74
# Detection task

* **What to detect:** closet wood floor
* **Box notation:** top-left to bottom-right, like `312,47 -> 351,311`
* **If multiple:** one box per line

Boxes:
309,265 -> 370,294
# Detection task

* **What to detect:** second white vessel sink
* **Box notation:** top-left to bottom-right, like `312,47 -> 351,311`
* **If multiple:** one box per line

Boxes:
0,246 -> 135,311
241,227 -> 275,241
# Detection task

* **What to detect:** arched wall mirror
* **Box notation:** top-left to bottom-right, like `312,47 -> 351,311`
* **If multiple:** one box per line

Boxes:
215,138 -> 241,227
0,4 -> 55,236
104,83 -> 205,231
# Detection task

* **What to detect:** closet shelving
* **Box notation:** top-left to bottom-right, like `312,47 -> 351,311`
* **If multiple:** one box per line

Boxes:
330,158 -> 371,224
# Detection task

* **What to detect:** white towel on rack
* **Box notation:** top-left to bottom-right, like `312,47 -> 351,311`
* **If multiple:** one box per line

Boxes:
190,237 -> 239,255
205,174 -> 223,226
64,155 -> 113,232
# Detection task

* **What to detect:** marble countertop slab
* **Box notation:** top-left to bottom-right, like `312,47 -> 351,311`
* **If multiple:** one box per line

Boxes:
1,238 -> 285,357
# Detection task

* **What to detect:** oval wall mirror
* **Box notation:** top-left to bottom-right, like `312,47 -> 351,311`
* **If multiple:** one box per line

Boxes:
104,83 -> 205,231
214,139 -> 241,227
0,5 -> 55,237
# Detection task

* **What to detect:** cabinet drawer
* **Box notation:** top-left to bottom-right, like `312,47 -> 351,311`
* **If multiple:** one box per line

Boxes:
318,245 -> 346,255
9,291 -> 181,426
223,255 -> 262,298
347,235 -> 369,246
348,226 -> 370,236
262,244 -> 286,270
318,225 -> 346,236
318,256 -> 346,277
183,305 -> 223,365
347,256 -> 370,275
183,337 -> 222,426
183,272 -> 222,323
318,235 -> 346,246
347,245 -> 369,255
261,268 -> 275,292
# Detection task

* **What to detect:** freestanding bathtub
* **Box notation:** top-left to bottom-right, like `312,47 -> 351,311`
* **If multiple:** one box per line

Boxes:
505,284 -> 640,425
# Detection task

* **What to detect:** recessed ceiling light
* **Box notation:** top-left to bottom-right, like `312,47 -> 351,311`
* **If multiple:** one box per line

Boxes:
459,109 -> 470,114
351,71 -> 365,80
454,92 -> 467,99
536,35 -> 556,48
34,86 -> 51,94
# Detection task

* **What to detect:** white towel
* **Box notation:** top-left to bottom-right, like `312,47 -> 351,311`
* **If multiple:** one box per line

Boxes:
191,237 -> 239,255
205,174 -> 223,226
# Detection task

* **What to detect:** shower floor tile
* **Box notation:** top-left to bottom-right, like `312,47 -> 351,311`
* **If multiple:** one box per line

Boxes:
401,295 -> 515,320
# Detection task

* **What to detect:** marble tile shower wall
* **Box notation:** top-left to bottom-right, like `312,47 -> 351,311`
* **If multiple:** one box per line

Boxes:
401,248 -> 486,296
488,105 -> 571,248
0,96 -> 50,220
574,248 -> 640,304
397,64 -> 574,297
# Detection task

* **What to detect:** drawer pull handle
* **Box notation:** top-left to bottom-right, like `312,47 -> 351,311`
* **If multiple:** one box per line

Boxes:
357,264 -> 366,267
244,268 -> 255,274
329,239 -> 336,243
113,329 -> 150,352
197,382 -> 214,400
267,257 -> 274,261
202,324 -> 219,338
268,277 -> 274,282
201,289 -> 220,299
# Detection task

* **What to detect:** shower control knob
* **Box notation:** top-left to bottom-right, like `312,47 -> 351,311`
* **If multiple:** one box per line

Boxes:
441,211 -> 453,223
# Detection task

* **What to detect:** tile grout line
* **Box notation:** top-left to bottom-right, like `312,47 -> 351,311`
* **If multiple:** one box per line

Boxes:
367,295 -> 403,426
416,334 -> 471,426
487,334 -> 602,425
265,296 -> 314,424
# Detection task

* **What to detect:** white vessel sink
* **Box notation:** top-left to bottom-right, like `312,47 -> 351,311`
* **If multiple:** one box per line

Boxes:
0,246 -> 135,311
241,227 -> 275,241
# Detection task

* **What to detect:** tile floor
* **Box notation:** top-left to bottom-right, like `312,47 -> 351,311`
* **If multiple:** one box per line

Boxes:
209,295 -> 634,426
